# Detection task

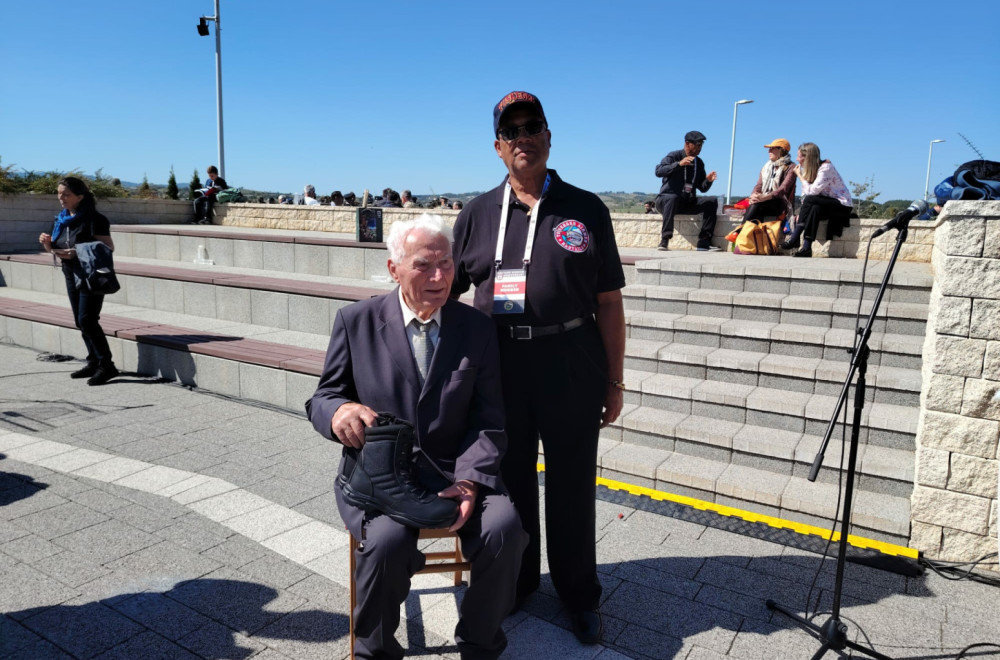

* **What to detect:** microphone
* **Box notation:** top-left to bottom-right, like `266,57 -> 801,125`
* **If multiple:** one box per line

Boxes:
870,199 -> 929,238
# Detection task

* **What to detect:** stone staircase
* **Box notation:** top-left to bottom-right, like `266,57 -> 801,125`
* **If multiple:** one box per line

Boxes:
0,225 -> 932,545
601,253 -> 932,545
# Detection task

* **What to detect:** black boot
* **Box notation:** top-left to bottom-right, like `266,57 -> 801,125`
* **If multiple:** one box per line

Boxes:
339,414 -> 458,529
87,364 -> 119,386
71,363 -> 98,379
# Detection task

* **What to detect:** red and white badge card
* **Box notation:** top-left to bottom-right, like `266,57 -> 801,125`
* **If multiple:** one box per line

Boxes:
493,268 -> 527,315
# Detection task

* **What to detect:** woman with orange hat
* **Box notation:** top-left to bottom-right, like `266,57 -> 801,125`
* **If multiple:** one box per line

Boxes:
743,138 -> 797,224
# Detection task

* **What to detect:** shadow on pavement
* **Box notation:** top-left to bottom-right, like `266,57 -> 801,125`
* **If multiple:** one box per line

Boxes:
4,578 -> 350,659
512,552 -> 937,660
0,455 -> 49,507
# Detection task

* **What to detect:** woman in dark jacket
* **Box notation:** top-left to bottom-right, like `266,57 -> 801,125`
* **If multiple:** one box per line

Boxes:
38,177 -> 119,385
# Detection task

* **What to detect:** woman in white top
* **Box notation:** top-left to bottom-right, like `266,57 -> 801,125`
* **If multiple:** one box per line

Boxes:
781,142 -> 853,257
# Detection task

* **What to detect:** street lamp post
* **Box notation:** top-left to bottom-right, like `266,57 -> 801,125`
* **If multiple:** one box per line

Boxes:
197,0 -> 225,179
726,99 -> 754,205
924,139 -> 944,202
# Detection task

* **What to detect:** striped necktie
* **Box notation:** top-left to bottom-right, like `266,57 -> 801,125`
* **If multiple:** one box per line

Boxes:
411,319 -> 436,385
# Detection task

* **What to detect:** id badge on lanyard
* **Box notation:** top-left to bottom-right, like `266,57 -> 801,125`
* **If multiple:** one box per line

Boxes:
493,268 -> 527,314
493,176 -> 549,315
683,158 -> 697,195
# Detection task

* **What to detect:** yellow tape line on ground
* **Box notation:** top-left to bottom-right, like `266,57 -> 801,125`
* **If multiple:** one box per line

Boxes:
536,462 -> 917,559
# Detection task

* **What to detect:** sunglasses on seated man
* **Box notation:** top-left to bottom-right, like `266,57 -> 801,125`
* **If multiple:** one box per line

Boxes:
497,119 -> 547,142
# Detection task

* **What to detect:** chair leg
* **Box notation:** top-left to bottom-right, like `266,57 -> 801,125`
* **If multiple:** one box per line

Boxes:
452,536 -> 462,587
349,534 -> 358,660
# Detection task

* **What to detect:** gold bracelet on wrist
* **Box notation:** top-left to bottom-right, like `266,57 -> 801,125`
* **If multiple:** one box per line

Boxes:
609,380 -> 625,391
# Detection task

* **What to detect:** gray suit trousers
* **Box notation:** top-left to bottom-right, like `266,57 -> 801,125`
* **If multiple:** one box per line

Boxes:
343,488 -> 526,660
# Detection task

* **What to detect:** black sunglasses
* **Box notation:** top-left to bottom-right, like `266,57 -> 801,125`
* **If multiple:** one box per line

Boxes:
497,120 -> 547,142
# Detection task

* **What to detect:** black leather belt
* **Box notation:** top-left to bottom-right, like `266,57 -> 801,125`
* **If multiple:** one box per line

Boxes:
503,316 -> 587,340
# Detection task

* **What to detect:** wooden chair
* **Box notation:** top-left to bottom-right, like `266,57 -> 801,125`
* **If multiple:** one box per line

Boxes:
348,528 -> 470,659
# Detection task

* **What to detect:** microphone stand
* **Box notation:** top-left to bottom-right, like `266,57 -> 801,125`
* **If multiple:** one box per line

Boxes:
765,220 -> 914,660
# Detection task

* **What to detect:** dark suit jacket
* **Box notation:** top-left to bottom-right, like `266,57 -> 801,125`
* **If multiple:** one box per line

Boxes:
306,290 -> 507,494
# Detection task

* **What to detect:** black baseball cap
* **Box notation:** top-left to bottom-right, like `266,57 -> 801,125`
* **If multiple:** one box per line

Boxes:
493,91 -> 547,135
685,131 -> 707,143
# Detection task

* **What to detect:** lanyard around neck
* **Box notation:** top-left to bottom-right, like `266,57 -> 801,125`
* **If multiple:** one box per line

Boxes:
494,174 -> 551,270
685,157 -> 698,184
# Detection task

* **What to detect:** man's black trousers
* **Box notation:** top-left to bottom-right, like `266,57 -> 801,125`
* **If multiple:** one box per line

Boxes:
655,193 -> 718,248
498,321 -> 605,612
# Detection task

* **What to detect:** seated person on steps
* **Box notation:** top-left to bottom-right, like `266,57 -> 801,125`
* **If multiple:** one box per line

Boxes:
191,165 -> 227,224
744,138 -> 797,224
654,130 -> 721,251
781,142 -> 853,258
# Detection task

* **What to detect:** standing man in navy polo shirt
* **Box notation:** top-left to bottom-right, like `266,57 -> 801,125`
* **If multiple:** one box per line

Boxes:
451,91 -> 626,645
654,131 -> 721,251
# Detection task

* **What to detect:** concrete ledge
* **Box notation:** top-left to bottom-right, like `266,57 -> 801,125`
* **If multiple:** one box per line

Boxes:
0,297 -> 325,377
0,253 -> 386,302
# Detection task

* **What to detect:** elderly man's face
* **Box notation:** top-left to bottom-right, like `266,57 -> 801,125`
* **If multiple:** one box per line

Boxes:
495,106 -> 550,180
388,229 -> 454,320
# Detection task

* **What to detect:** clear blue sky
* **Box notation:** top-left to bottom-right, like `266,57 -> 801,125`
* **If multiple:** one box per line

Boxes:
2,1 -> 997,202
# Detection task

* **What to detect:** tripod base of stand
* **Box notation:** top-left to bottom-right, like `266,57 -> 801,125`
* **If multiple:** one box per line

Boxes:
766,599 -> 892,660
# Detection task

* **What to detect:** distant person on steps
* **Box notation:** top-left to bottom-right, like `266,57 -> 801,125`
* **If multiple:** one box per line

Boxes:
654,131 -> 720,251
192,165 -> 228,224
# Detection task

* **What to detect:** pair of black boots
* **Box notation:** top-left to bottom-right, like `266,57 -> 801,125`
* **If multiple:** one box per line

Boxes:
71,363 -> 119,386
338,414 -> 458,529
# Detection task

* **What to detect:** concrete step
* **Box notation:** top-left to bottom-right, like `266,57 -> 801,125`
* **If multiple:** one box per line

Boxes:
597,431 -> 910,544
108,224 -> 651,284
0,253 -> 396,338
625,308 -> 925,370
109,225 -> 391,282
624,338 -> 921,407
620,369 -> 917,451
624,282 -> 928,336
634,254 -> 933,305
603,400 -> 914,495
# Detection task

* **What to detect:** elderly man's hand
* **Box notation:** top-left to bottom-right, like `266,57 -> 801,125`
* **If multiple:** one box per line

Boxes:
438,480 -> 478,532
331,402 -> 378,448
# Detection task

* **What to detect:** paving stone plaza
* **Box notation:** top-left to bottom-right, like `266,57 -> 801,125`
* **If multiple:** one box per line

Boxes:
1,342 -> 997,659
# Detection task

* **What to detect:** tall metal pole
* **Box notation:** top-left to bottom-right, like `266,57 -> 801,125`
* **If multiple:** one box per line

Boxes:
213,0 -> 225,179
726,99 -> 753,205
924,139 -> 944,202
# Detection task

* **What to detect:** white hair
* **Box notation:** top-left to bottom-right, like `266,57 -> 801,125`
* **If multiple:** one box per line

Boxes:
304,184 -> 316,196
386,214 -> 453,263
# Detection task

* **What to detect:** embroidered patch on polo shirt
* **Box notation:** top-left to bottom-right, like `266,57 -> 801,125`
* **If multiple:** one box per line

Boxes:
553,220 -> 589,253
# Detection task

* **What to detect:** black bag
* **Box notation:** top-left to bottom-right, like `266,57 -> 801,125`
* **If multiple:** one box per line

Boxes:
74,241 -> 121,296
86,268 -> 121,296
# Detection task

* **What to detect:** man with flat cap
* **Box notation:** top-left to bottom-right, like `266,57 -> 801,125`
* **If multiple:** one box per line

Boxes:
654,130 -> 721,251
451,90 -> 626,644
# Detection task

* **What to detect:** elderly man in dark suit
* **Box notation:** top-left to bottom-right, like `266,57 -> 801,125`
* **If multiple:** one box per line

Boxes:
306,214 -> 526,660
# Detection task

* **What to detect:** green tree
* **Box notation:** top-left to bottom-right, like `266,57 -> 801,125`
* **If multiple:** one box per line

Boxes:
166,167 -> 179,200
189,169 -> 202,200
0,157 -> 127,198
88,169 -> 128,198
138,174 -> 157,199
0,157 -> 19,196
849,175 -> 882,218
